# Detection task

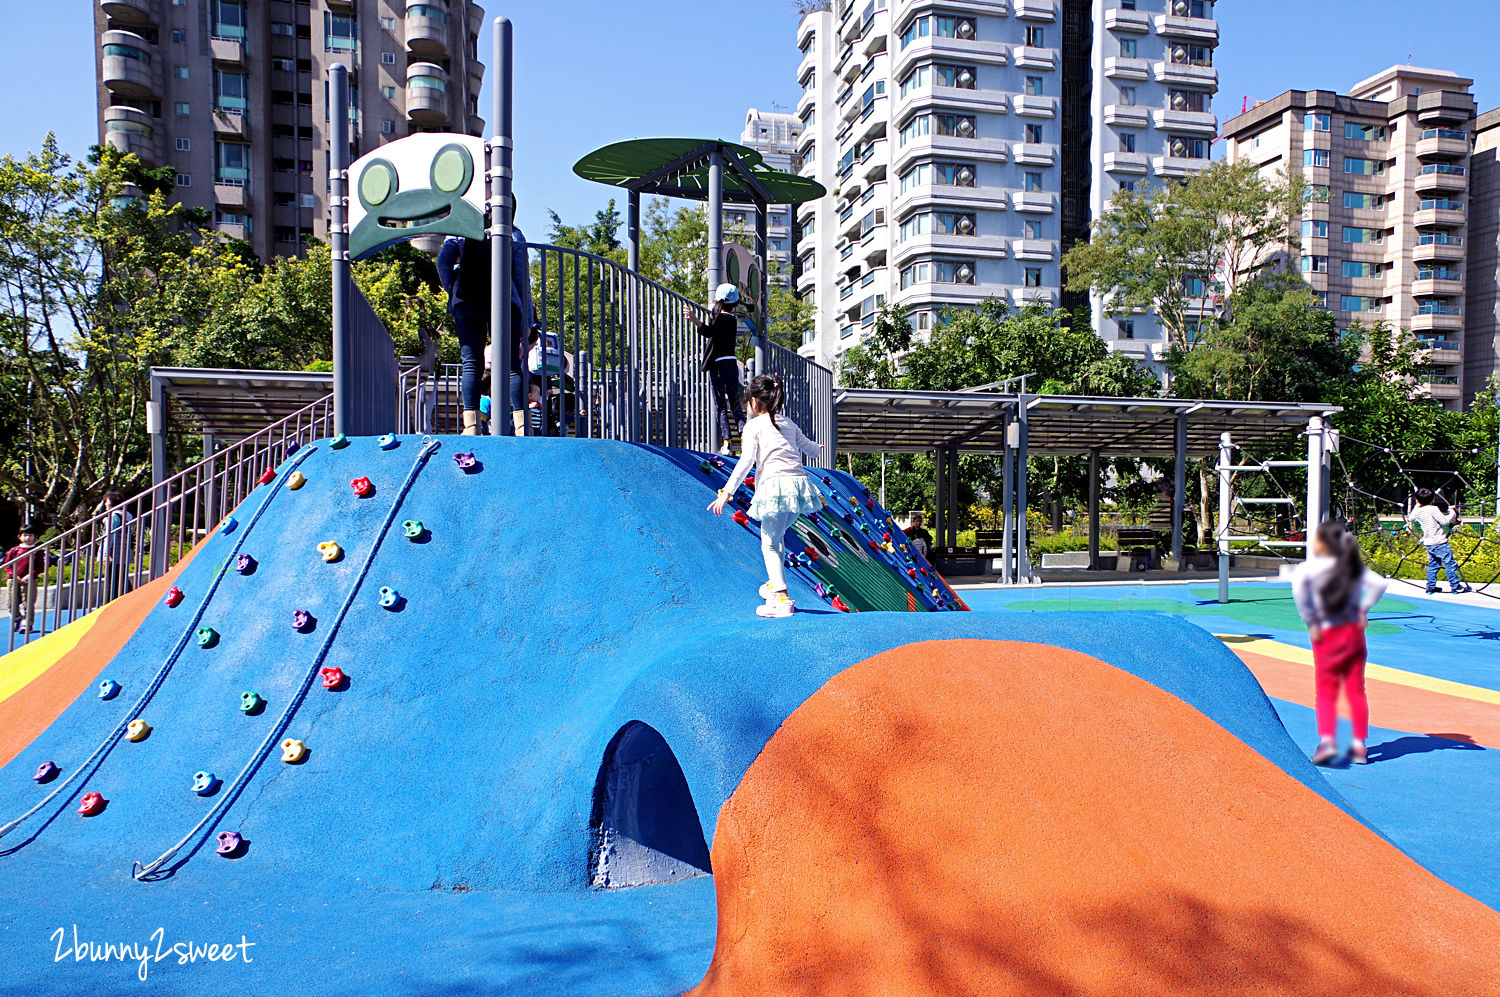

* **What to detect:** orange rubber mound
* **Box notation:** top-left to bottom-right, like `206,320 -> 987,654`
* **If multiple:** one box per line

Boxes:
690,640 -> 1500,996
0,544 -> 201,769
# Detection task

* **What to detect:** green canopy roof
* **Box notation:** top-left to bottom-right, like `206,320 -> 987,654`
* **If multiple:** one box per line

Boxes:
573,138 -> 826,206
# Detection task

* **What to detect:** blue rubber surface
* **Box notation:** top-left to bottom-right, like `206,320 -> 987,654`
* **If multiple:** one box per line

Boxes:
0,439 -> 1436,993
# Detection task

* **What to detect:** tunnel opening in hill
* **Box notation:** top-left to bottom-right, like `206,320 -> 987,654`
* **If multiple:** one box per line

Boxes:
589,720 -> 712,888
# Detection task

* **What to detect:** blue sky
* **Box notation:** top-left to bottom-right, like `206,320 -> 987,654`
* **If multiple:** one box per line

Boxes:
4,0 -> 1497,243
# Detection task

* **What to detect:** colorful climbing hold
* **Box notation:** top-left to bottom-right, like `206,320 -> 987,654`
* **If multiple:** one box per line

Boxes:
831,595 -> 852,612
882,532 -> 893,542
804,545 -> 820,561
33,761 -> 59,783
453,451 -> 477,471
77,793 -> 106,817
821,475 -> 831,485
350,476 -> 374,498
378,586 -> 401,609
98,679 -> 121,700
317,541 -> 342,563
813,581 -> 827,599
320,666 -> 346,690
221,516 -> 238,535
195,626 -> 218,649
700,460 -> 713,474
378,433 -> 398,450
191,771 -> 219,796
287,471 -> 307,490
908,568 -> 918,579
280,738 -> 306,763
867,540 -> 879,551
292,609 -> 314,632
126,719 -> 151,742
732,509 -> 750,526
164,586 -> 185,609
234,554 -> 256,574
745,474 -> 756,490
402,520 -> 425,540
258,467 -> 276,485
240,691 -> 264,713
216,831 -> 243,856
330,433 -> 350,449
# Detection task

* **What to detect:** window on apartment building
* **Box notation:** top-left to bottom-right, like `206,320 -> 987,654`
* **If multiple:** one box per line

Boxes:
176,173 -> 191,187
1119,38 -> 1137,58
1024,220 -> 1042,239
1025,76 -> 1044,97
380,16 -> 396,30
1025,171 -> 1044,191
934,114 -> 976,138
936,64 -> 976,89
1303,149 -> 1328,167
1169,136 -> 1209,159
1301,220 -> 1327,238
215,209 -> 249,228
380,85 -> 397,99
1119,178 -> 1138,192
175,138 -> 191,152
174,66 -> 190,80
800,31 -> 815,55
1345,122 -> 1386,141
1119,132 -> 1136,153
1025,26 -> 1045,47
1118,85 -> 1137,106
1186,0 -> 1211,15
1343,191 -> 1380,209
1344,157 -> 1385,176
1303,112 -> 1330,131
382,52 -> 397,65
934,212 -> 976,235
1025,123 -> 1045,143
899,115 -> 931,145
325,11 -> 357,51
1313,290 -> 1328,307
1168,90 -> 1207,113
1419,198 -> 1462,210
275,227 -> 300,244
1173,44 -> 1212,66
1342,226 -> 1383,243
1024,267 -> 1043,287
271,22 -> 294,36
899,213 -> 929,240
900,65 -> 929,97
381,120 -> 396,134
1120,0 -> 1136,7
172,28 -> 186,42
272,58 -> 295,72
1184,276 -> 1206,296
215,141 -> 250,183
216,70 -> 249,112
174,101 -> 190,115
1340,295 -> 1375,312
899,259 -> 975,287
1342,261 -> 1381,278
1118,319 -> 1135,338
936,16 -> 975,39
1300,255 -> 1328,273
214,0 -> 247,38
1417,266 -> 1461,280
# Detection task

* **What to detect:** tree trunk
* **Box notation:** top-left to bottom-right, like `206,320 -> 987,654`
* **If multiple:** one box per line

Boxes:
1197,462 -> 1213,547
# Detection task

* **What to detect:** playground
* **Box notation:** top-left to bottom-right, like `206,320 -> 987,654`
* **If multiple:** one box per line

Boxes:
3,15 -> 1500,997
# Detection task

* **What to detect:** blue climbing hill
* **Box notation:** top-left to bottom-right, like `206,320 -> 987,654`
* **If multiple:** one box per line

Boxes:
0,437 -> 1370,995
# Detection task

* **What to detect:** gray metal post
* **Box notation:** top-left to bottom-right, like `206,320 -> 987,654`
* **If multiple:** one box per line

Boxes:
1217,431 -> 1233,604
626,189 -> 641,273
488,18 -> 514,436
1305,415 -> 1325,536
1088,448 -> 1101,571
329,64 -> 352,436
1172,412 -> 1187,567
945,449 -> 959,547
933,449 -> 946,552
1002,418 -> 1015,584
707,147 -> 724,293
147,374 -> 169,576
754,201 -> 769,374
1016,398 -> 1031,582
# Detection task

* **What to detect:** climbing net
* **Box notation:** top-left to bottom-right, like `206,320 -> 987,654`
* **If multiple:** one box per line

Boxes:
1329,433 -> 1500,601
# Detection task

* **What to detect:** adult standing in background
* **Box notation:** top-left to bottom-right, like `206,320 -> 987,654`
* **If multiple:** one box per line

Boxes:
436,196 -> 535,436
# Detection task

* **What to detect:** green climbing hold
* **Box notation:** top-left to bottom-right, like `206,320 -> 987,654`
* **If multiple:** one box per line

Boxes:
195,626 -> 219,649
402,519 -> 425,540
330,433 -> 350,449
240,691 -> 264,713
700,460 -> 713,474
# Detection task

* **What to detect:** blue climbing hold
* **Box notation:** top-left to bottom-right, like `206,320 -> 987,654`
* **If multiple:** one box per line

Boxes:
378,586 -> 402,610
220,515 -> 238,535
378,433 -> 398,450
192,771 -> 219,796
99,679 -> 121,700
330,433 -> 349,449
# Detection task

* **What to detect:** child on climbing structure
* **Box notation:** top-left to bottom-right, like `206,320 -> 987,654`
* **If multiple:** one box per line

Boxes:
1407,488 -> 1472,594
708,373 -> 823,618
1291,520 -> 1389,765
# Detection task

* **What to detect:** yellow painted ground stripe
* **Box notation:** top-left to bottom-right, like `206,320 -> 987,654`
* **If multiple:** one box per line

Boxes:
0,614 -> 97,704
1217,634 -> 1500,707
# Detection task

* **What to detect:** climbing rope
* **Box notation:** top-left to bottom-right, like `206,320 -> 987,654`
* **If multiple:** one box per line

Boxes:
0,444 -> 322,848
132,436 -> 442,881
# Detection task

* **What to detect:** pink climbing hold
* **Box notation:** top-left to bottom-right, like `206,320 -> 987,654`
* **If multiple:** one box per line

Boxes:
351,476 -> 374,498
319,666 -> 345,690
292,609 -> 314,632
216,831 -> 243,856
454,452 -> 478,471
164,586 -> 184,609
77,793 -> 106,817
258,467 -> 276,485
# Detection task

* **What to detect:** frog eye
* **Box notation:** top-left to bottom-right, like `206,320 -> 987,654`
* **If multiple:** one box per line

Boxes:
430,143 -> 473,195
360,159 -> 398,207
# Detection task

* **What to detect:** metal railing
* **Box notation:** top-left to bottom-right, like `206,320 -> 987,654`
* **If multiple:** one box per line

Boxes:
762,341 -> 837,469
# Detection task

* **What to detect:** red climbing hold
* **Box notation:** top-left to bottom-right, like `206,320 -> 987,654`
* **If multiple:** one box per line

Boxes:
883,532 -> 893,542
908,568 -> 918,578
258,467 -> 276,485
319,666 -> 345,690
831,596 -> 851,612
351,476 -> 374,497
745,474 -> 756,490
919,567 -> 929,576
164,586 -> 184,609
867,540 -> 879,551
77,793 -> 106,817
732,509 -> 750,526
804,545 -> 820,561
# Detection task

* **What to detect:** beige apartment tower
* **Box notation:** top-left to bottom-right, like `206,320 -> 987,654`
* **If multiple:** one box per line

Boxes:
96,0 -> 485,261
1224,66 -> 1477,410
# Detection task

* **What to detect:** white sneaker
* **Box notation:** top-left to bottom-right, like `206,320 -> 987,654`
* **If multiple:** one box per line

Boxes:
718,443 -> 734,457
758,583 -> 777,600
756,595 -> 795,619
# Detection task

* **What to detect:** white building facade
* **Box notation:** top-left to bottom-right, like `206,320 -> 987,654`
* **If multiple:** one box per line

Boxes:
794,0 -> 1219,370
721,108 -> 805,287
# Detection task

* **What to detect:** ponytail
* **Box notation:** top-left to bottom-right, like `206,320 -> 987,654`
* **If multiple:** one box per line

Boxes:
745,372 -> 785,427
1316,520 -> 1364,615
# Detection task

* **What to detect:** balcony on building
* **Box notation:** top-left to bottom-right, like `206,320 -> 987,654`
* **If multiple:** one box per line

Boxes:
1104,7 -> 1149,32
1413,205 -> 1465,229
1012,46 -> 1056,71
217,221 -> 250,241
213,106 -> 249,137
1153,108 -> 1216,135
1012,191 -> 1055,213
210,34 -> 245,64
1104,57 -> 1150,82
1154,58 -> 1216,90
1414,163 -> 1466,194
1104,103 -> 1150,128
405,2 -> 450,58
862,10 -> 889,58
1012,239 -> 1055,261
102,105 -> 161,164
100,0 -> 157,26
1418,375 -> 1461,401
100,30 -> 161,99
1010,286 -> 1055,307
1012,94 -> 1056,118
214,178 -> 250,208
1414,233 -> 1464,263
894,34 -> 1010,77
1412,276 -> 1463,298
1418,338 -> 1463,364
1012,142 -> 1055,166
1153,154 -> 1206,178
894,133 -> 1010,172
1414,127 -> 1470,160
1155,13 -> 1218,44
797,45 -> 817,84
406,63 -> 450,124
1013,0 -> 1055,20
1103,151 -> 1149,175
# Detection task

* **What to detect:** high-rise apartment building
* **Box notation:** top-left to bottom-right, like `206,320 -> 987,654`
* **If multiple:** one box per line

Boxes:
722,108 -> 805,287
1223,67 -> 1478,410
1465,108 -> 1500,406
793,0 -> 1220,369
96,0 -> 485,261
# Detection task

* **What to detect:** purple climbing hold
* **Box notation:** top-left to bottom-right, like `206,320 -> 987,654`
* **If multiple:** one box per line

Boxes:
216,831 -> 243,857
33,761 -> 59,783
234,554 -> 256,574
292,609 -> 314,633
454,452 -> 478,471
813,582 -> 827,599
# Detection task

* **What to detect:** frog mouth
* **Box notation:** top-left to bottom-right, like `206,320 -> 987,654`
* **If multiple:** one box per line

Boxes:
378,203 -> 452,228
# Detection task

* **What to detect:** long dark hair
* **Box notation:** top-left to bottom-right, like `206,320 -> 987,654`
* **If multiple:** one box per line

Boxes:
1415,487 -> 1450,513
745,372 -> 785,427
708,298 -> 739,322
1316,520 -> 1365,615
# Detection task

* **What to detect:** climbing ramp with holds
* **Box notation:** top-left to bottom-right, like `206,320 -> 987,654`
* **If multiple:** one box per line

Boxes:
0,436 -> 1495,996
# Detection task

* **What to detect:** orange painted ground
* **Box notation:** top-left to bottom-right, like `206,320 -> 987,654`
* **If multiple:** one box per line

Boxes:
691,640 -> 1500,996
0,544 -> 201,769
1232,648 -> 1500,749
